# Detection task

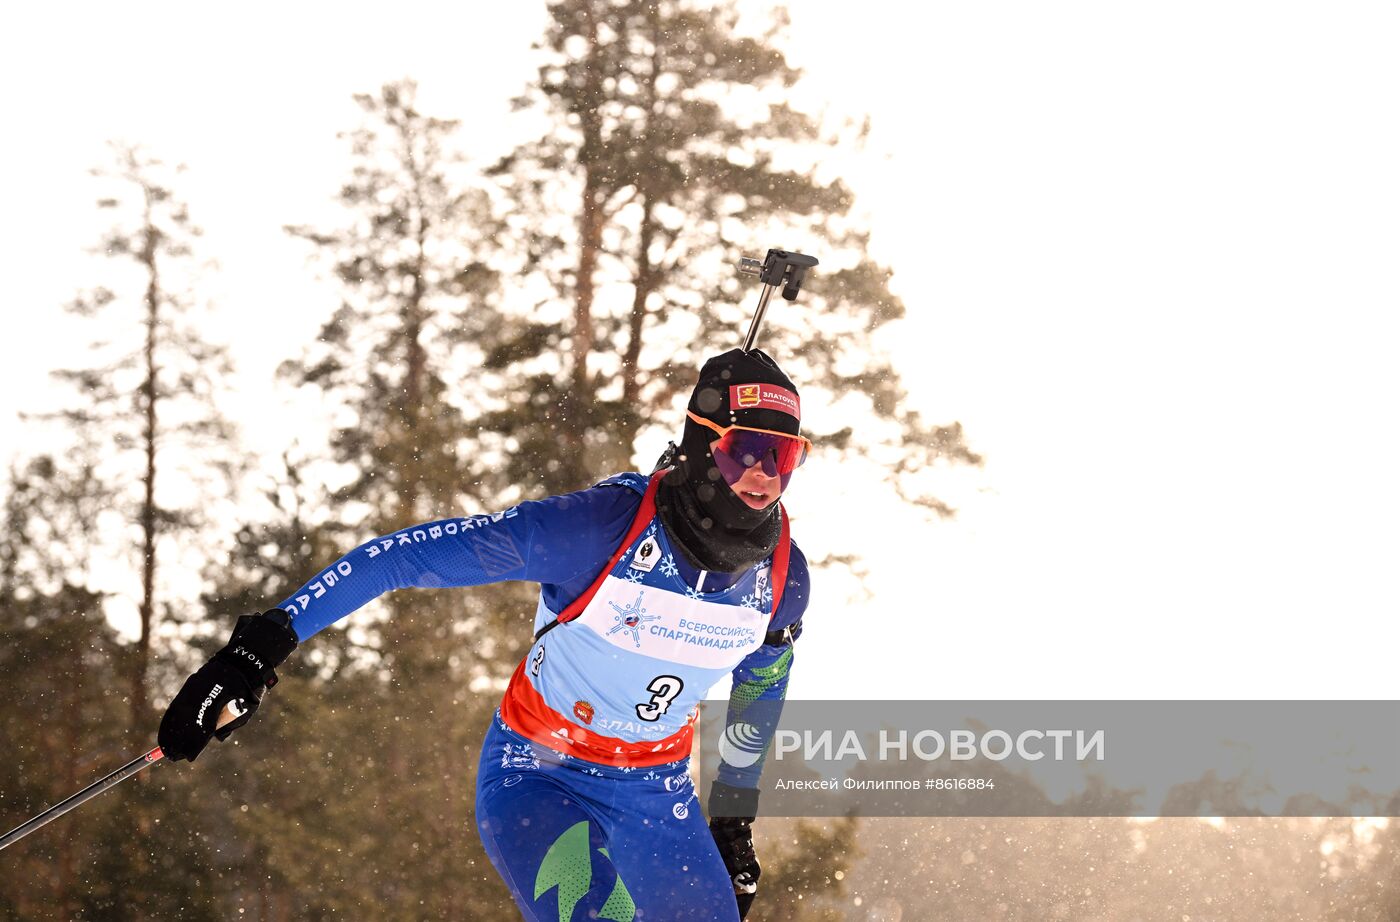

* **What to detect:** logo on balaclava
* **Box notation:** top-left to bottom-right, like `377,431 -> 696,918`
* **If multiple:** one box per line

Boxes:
728,383 -> 801,418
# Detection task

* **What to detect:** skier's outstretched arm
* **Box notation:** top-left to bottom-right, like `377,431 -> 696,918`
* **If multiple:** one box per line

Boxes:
157,483 -> 640,763
277,485 -> 640,639
708,544 -> 810,919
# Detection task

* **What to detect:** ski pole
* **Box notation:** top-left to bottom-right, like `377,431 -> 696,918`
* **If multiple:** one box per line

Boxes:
0,701 -> 245,853
736,249 -> 819,352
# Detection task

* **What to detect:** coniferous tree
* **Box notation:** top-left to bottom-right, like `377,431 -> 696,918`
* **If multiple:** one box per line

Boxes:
1327,818 -> 1400,921
0,456 -> 125,921
486,0 -> 979,504
271,80 -> 515,918
761,816 -> 861,921
0,456 -> 220,921
194,453 -> 434,919
4,144 -> 240,920
38,142 -> 243,733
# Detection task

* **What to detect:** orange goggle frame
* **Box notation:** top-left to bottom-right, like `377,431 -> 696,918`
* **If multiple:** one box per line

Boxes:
686,411 -> 811,485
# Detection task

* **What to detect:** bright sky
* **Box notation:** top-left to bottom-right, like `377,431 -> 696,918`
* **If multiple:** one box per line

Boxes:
2,2 -> 1397,701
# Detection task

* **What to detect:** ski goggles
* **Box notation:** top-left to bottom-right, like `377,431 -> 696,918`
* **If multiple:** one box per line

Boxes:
686,411 -> 811,488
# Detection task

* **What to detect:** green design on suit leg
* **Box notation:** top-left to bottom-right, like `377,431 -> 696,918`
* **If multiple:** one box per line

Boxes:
597,847 -> 636,921
533,823 -> 635,921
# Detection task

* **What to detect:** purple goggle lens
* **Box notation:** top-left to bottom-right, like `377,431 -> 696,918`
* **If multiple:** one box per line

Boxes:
710,429 -> 808,490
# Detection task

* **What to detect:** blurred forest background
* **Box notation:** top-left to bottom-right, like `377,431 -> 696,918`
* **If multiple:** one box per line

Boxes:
2,1 -> 1398,920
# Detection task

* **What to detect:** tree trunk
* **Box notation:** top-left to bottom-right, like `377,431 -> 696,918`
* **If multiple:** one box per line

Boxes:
568,3 -> 607,436
135,213 -> 160,733
56,674 -> 79,919
622,197 -> 657,408
404,181 -> 429,422
401,222 -> 428,519
619,16 -> 663,450
573,178 -> 603,397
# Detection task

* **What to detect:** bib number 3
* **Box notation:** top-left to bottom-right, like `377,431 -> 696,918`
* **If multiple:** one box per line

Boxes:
636,675 -> 684,722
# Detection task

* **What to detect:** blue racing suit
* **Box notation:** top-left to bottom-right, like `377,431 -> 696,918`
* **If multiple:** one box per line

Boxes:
275,472 -> 809,921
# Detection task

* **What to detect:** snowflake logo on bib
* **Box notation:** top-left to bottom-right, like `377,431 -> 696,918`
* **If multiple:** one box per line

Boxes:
659,554 -> 679,578
607,591 -> 661,647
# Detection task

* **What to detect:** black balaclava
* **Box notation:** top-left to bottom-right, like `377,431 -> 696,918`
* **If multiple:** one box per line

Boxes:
656,348 -> 801,574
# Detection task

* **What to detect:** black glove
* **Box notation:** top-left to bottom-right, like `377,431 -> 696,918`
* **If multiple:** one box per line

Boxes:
158,610 -> 298,762
709,781 -> 762,919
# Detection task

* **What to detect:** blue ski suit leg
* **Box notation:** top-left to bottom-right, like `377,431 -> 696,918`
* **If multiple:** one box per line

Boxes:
475,712 -> 739,922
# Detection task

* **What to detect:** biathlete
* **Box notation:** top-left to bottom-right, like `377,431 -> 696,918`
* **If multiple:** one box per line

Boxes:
158,348 -> 812,921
